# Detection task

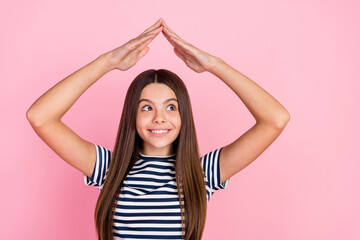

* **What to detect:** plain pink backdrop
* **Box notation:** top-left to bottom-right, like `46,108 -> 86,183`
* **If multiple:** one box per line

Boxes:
1,0 -> 359,239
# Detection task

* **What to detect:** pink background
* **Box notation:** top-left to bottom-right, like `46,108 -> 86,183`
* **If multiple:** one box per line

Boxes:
1,0 -> 359,239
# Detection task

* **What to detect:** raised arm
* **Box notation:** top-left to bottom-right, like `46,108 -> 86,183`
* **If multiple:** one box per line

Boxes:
161,20 -> 290,182
26,18 -> 164,178
207,59 -> 290,182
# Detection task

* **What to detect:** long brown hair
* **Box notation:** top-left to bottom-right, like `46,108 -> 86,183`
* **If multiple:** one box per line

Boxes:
94,69 -> 207,240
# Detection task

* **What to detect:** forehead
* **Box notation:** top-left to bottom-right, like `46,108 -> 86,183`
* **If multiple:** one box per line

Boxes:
140,83 -> 176,100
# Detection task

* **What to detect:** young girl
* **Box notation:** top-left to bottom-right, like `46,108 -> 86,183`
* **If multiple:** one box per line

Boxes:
26,18 -> 290,240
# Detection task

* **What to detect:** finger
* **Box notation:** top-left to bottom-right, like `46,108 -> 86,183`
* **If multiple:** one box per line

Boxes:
125,43 -> 149,63
162,24 -> 178,39
141,27 -> 163,45
141,18 -> 163,35
137,25 -> 162,43
161,21 -> 181,39
134,28 -> 162,54
146,25 -> 163,36
128,29 -> 160,50
168,35 -> 193,54
161,28 -> 185,48
163,35 -> 190,57
173,47 -> 187,63
126,34 -> 154,51
162,26 -> 175,39
142,18 -> 162,34
137,36 -> 156,52
136,46 -> 150,61
162,30 -> 177,48
161,20 -> 174,34
162,27 -> 189,50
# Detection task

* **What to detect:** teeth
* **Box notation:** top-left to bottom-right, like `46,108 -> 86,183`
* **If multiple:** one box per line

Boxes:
151,130 -> 169,134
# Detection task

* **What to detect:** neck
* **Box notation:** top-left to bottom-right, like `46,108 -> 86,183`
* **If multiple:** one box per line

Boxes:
140,145 -> 174,156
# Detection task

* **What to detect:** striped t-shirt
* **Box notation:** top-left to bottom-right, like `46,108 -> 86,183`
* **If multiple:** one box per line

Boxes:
84,144 -> 230,239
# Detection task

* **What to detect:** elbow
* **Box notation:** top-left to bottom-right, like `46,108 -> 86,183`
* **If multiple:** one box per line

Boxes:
26,108 -> 37,126
26,108 -> 44,128
26,106 -> 60,128
275,111 -> 290,129
257,112 -> 290,130
26,107 -> 34,122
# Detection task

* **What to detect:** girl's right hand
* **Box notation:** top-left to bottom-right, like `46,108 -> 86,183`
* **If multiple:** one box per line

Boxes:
104,18 -> 163,71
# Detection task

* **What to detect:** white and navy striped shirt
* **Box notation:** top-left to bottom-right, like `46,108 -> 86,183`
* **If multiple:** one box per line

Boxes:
84,144 -> 230,239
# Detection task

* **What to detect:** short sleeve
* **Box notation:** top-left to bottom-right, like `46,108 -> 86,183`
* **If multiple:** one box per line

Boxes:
83,144 -> 112,191
200,147 -> 230,201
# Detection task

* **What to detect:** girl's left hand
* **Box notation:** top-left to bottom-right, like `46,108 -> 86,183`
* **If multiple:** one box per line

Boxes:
161,21 -> 220,73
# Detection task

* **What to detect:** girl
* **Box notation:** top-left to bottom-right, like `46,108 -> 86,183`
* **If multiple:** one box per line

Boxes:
26,18 -> 290,240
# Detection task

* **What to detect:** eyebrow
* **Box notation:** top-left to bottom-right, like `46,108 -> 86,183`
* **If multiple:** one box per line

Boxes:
138,98 -> 178,104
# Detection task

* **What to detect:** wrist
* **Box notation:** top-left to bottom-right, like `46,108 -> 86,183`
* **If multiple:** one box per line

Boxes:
207,57 -> 226,74
98,53 -> 116,72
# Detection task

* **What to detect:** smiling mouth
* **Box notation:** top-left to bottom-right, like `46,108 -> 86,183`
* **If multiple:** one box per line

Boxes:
148,129 -> 172,137
148,129 -> 171,134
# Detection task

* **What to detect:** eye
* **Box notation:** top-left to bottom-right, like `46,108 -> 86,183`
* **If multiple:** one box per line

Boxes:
167,104 -> 176,111
141,105 -> 152,111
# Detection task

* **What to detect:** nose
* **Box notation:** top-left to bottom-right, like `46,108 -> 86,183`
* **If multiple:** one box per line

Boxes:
153,110 -> 166,123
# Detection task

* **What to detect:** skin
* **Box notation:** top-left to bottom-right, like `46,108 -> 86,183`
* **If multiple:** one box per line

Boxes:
27,18 -> 290,182
159,19 -> 290,183
136,83 -> 181,156
26,19 -> 166,178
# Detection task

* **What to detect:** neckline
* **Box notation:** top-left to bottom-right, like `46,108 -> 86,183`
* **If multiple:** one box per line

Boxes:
138,152 -> 176,158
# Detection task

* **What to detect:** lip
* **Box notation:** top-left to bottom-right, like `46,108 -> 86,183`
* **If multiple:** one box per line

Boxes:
148,129 -> 171,137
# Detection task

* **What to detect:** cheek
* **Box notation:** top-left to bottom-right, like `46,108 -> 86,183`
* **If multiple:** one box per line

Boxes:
177,118 -> 182,129
135,115 -> 144,134
135,120 -> 147,142
171,114 -> 182,130
136,114 -> 151,131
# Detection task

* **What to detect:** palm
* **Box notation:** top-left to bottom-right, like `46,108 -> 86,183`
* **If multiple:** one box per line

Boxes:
105,19 -> 163,71
161,21 -> 217,73
107,45 -> 138,71
173,47 -> 212,73
103,19 -> 218,72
